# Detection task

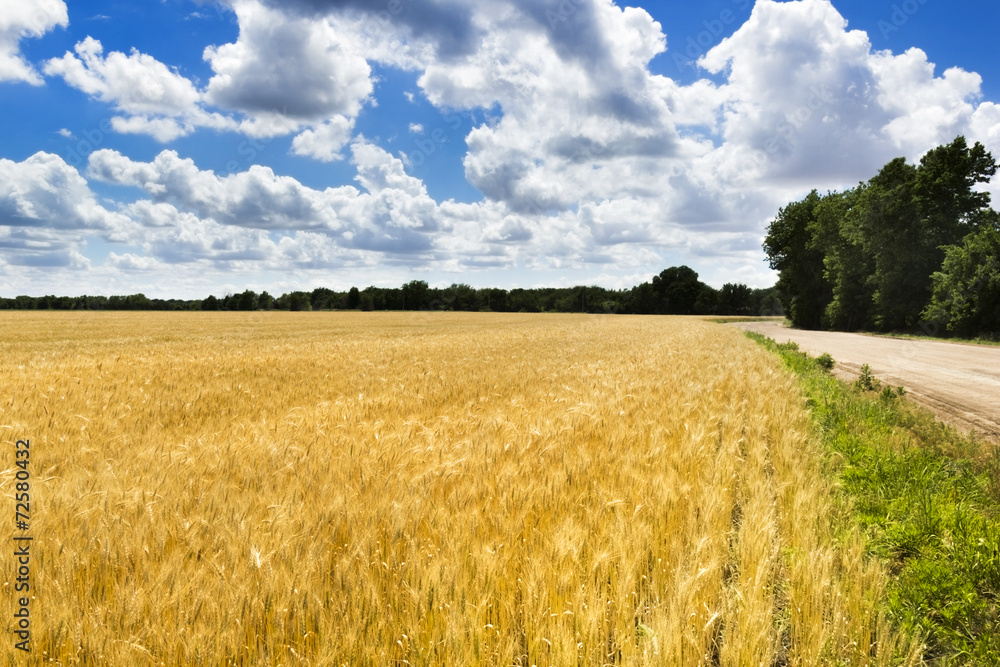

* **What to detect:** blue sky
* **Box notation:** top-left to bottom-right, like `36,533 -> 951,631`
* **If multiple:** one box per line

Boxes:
2,0 -> 1000,298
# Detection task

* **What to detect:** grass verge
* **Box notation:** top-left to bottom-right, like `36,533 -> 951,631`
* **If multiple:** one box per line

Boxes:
746,331 -> 1000,665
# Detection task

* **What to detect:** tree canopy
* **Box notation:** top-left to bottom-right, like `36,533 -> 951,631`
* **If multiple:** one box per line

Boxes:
764,136 -> 1000,338
1,268 -> 783,318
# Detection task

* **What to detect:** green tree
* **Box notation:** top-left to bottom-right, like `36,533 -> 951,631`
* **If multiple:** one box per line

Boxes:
916,136 -> 997,242
650,266 -> 704,314
309,288 -> 337,310
258,291 -> 274,310
923,226 -> 1000,338
509,288 -> 541,313
479,288 -> 508,312
694,284 -> 719,315
815,187 -> 874,331
750,287 -> 784,316
717,283 -> 753,316
286,292 -> 311,311
765,137 -> 997,333
346,287 -> 360,309
863,138 -> 997,330
849,155 -> 921,331
237,289 -> 258,311
125,293 -> 152,310
441,284 -> 478,311
763,190 -> 831,329
359,291 -> 374,312
402,280 -> 430,310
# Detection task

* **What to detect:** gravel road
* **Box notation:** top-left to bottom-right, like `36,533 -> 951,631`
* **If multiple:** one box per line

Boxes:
733,321 -> 1000,442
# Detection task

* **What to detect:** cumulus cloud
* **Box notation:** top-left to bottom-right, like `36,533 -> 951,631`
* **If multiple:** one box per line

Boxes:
43,37 -> 236,141
106,201 -> 376,272
222,0 -> 692,213
38,2 -> 377,145
698,0 -> 993,189
122,202 -> 277,264
204,0 -> 373,122
35,0 -> 380,147
0,152 -> 125,230
85,141 -> 451,256
0,152 -> 130,268
9,0 -> 1000,296
87,148 -> 338,231
291,116 -> 355,161
44,37 -> 198,115
76,137 -> 689,280
871,48 -> 983,153
411,1 -> 691,213
252,0 -> 480,59
0,0 -> 67,85
351,139 -> 426,197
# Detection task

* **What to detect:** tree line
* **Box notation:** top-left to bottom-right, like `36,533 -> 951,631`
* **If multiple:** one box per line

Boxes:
764,136 -> 1000,338
0,267 -> 782,317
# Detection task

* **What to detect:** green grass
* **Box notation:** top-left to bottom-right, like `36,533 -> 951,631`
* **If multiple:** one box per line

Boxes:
747,332 -> 1000,665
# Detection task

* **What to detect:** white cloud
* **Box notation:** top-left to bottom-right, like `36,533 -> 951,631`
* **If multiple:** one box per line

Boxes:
106,201 -> 376,272
44,37 -> 198,114
291,116 -> 355,162
85,142 -> 450,256
36,1 -> 381,150
351,139 -> 427,197
697,0 -> 994,189
971,102 -> 1000,151
254,0 -> 472,64
0,152 -> 130,268
123,202 -> 278,264
0,0 -> 67,85
10,0 -> 1000,296
871,48 -> 982,154
39,3 -> 374,147
0,152 -> 124,230
43,37 -> 236,141
77,139 -> 702,280
413,1 -> 692,213
203,0 -> 373,123
106,252 -> 162,272
87,148 -> 338,231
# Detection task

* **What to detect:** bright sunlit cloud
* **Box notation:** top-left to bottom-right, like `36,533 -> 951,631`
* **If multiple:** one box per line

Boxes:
2,0 -> 1000,297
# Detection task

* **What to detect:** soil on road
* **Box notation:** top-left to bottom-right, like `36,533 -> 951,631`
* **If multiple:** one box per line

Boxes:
733,321 -> 1000,442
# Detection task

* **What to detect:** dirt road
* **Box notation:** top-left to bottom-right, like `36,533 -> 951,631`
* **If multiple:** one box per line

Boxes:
732,321 -> 1000,441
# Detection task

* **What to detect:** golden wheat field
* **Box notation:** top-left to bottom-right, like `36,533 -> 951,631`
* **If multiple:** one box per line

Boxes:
0,311 -> 919,666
